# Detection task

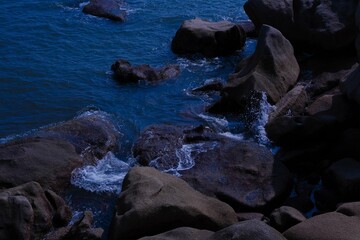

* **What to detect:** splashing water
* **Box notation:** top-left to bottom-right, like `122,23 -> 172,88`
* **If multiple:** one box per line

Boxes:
252,92 -> 274,146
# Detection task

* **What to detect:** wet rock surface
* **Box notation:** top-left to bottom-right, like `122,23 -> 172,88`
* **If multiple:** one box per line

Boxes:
111,59 -> 180,83
83,0 -> 126,21
109,167 -> 237,240
134,124 -> 293,212
171,18 -> 246,57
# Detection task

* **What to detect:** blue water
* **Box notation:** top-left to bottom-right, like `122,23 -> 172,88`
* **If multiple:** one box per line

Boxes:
0,0 -> 258,236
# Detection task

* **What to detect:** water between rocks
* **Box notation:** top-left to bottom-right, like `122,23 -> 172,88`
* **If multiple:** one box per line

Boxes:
0,0 -> 270,237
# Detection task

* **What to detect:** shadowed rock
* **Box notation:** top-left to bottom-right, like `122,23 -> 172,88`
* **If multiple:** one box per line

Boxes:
83,0 -> 126,21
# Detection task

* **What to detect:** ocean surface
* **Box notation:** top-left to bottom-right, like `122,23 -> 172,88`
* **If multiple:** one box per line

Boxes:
0,0 -> 265,237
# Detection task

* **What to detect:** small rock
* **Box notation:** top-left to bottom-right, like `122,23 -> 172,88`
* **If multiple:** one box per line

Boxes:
269,206 -> 306,232
83,0 -> 126,21
336,202 -> 360,217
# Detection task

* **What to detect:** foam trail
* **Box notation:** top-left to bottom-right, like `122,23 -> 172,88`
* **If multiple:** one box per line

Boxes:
253,92 -> 273,145
71,152 -> 130,194
197,113 -> 228,132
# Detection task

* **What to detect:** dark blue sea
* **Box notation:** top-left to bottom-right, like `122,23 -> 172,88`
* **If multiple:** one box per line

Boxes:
0,0 -> 263,237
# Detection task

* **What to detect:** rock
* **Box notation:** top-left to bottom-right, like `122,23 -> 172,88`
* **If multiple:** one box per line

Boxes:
210,24 -> 299,113
45,189 -> 72,227
323,158 -> 360,200
269,206 -> 306,232
237,20 -> 258,38
208,220 -> 287,240
41,111 -> 119,164
0,138 -> 82,191
138,227 -> 214,240
83,0 -> 126,21
236,212 -> 265,222
134,125 -> 293,212
111,59 -> 180,83
357,2 -> 360,60
336,202 -> 360,217
46,211 -> 103,240
314,188 -> 341,211
333,128 -> 360,160
0,182 -> 70,240
191,80 -> 223,93
341,65 -> 360,105
268,85 -> 308,122
109,167 -> 238,240
283,212 -> 360,240
244,0 -> 357,51
171,18 -> 246,57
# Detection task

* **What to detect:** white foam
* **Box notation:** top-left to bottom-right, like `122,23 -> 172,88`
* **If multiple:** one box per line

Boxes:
219,132 -> 244,141
197,113 -> 228,132
253,92 -> 274,146
71,152 -> 130,193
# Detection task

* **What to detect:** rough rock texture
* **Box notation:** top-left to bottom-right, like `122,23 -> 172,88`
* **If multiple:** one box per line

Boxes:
210,24 -> 299,113
133,125 -> 293,212
341,65 -> 360,105
83,0 -> 126,21
208,220 -> 287,240
0,182 -> 71,240
138,227 -> 214,240
41,112 -> 119,164
171,18 -> 246,57
109,167 -> 238,240
283,212 -> 360,240
111,59 -> 180,83
269,206 -> 306,232
323,158 -> 360,200
336,202 -> 360,217
0,138 -> 82,191
244,0 -> 358,50
46,211 -> 103,240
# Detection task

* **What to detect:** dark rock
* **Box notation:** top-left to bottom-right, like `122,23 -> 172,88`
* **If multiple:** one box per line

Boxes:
133,125 -> 293,212
0,138 -> 82,191
83,0 -> 126,21
283,212 -> 360,240
244,0 -> 357,51
269,206 -> 306,232
208,220 -> 287,240
0,182 -> 70,240
210,24 -> 299,113
191,80 -> 223,93
138,227 -> 213,240
111,59 -> 180,83
341,65 -> 360,105
108,167 -> 237,240
41,112 -> 119,164
323,158 -> 360,200
332,128 -> 360,160
357,2 -> 360,60
45,189 -> 72,227
237,20 -> 258,38
236,212 -> 265,222
336,202 -> 360,217
283,196 -> 314,213
171,18 -> 246,57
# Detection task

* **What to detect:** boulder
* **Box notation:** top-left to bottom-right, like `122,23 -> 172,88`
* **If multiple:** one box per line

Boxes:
323,158 -> 360,200
209,24 -> 299,113
283,212 -> 360,240
111,59 -> 180,83
0,182 -> 71,240
341,65 -> 360,105
83,0 -> 126,21
269,206 -> 306,232
171,18 -> 246,57
208,220 -> 287,240
191,80 -> 223,93
108,167 -> 237,240
357,2 -> 360,60
244,0 -> 357,50
237,20 -> 258,38
0,138 -> 82,191
133,125 -> 293,212
236,212 -> 265,222
46,211 -> 103,240
138,227 -> 213,240
336,202 -> 360,217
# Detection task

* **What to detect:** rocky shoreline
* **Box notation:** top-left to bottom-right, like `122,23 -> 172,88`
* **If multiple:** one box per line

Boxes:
1,0 -> 360,239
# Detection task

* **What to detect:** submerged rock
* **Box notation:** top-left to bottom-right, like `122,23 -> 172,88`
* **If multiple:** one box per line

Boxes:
244,0 -> 357,51
171,18 -> 246,57
209,24 -> 299,113
133,124 -> 293,212
0,182 -> 71,240
83,0 -> 126,21
109,167 -> 237,240
111,59 -> 180,83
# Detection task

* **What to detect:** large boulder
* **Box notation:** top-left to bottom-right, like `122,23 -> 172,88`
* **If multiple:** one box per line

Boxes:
209,24 -> 299,113
0,182 -> 71,240
83,0 -> 126,21
244,0 -> 357,50
171,18 -> 246,57
269,206 -> 306,232
109,167 -> 238,240
341,65 -> 360,105
133,125 -> 293,212
111,59 -> 180,83
283,211 -> 360,240
138,227 -> 214,240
